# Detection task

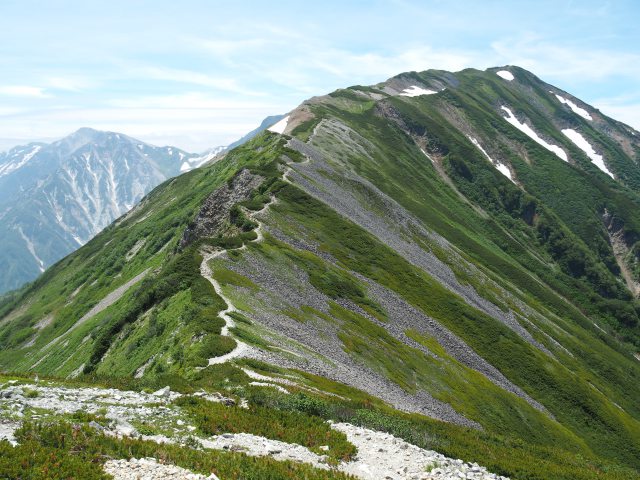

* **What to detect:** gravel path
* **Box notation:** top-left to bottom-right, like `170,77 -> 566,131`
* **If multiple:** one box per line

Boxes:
197,196 -> 277,366
0,418 -> 19,446
200,248 -> 251,365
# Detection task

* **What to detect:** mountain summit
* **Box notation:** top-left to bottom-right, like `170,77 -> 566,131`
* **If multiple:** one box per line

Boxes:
0,129 -> 195,292
1,66 -> 640,479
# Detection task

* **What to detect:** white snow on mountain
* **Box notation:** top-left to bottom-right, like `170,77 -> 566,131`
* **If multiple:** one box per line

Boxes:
561,128 -> 613,178
267,115 -> 290,134
496,70 -> 515,81
467,135 -> 515,182
0,145 -> 42,177
400,85 -> 438,97
501,106 -> 568,162
0,129 -> 193,293
553,93 -> 592,121
180,146 -> 226,172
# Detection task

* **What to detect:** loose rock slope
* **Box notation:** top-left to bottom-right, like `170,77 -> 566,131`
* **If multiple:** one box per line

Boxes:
0,378 -> 509,480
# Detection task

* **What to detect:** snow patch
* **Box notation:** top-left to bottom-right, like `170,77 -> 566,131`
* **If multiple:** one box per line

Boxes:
467,136 -> 515,183
496,70 -> 514,81
501,106 -> 568,162
553,93 -> 592,120
399,85 -> 438,97
495,163 -> 513,180
267,115 -> 290,134
561,128 -> 614,178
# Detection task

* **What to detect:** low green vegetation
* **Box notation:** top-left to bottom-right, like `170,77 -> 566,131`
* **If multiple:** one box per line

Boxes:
177,396 -> 356,463
0,421 -> 353,480
273,184 -> 640,469
239,365 -> 639,480
2,68 -> 640,480
212,267 -> 260,291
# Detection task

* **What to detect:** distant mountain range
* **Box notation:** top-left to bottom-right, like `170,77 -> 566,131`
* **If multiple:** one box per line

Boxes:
0,128 -> 196,293
0,118 -> 283,294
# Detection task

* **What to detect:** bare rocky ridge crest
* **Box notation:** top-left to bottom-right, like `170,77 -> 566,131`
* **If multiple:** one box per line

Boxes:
180,169 -> 263,248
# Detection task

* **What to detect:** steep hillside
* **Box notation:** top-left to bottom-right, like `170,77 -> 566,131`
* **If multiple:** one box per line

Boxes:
0,128 -> 196,293
1,67 -> 640,479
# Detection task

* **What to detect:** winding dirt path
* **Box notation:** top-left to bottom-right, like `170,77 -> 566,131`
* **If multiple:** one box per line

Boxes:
198,197 -> 275,365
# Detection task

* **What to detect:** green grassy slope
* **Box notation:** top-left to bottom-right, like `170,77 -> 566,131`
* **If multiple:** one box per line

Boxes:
1,67 -> 640,478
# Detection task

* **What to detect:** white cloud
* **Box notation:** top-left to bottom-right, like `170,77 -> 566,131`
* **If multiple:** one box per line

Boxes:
0,107 -> 26,116
312,46 -> 476,79
490,35 -> 640,81
0,101 -> 284,152
136,65 -> 265,97
591,100 -> 640,132
189,37 -> 271,58
46,76 -> 94,91
107,92 -> 276,110
236,44 -> 480,97
0,85 -> 49,98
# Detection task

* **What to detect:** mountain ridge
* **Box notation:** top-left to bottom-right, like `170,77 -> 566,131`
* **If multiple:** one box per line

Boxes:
1,65 -> 640,479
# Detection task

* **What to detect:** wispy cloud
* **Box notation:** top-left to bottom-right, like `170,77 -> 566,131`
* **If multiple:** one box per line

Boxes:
108,92 -> 277,110
136,65 -> 266,97
0,101 -> 282,152
187,37 -> 272,58
0,85 -> 50,98
0,0 -> 639,150
490,35 -> 640,81
46,76 -> 94,91
592,92 -> 640,131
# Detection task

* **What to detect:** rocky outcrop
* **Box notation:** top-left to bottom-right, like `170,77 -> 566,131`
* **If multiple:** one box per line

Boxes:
603,208 -> 640,296
180,169 -> 263,247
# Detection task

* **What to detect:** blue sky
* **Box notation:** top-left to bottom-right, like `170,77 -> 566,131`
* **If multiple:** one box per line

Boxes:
0,0 -> 638,152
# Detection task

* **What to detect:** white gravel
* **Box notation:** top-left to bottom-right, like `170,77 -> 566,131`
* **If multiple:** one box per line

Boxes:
200,432 -> 328,467
334,422 -> 509,479
0,380 -> 510,480
104,457 -> 220,480
0,418 -> 19,446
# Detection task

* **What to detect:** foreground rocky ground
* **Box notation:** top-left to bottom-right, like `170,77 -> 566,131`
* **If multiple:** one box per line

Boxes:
0,378 -> 509,480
